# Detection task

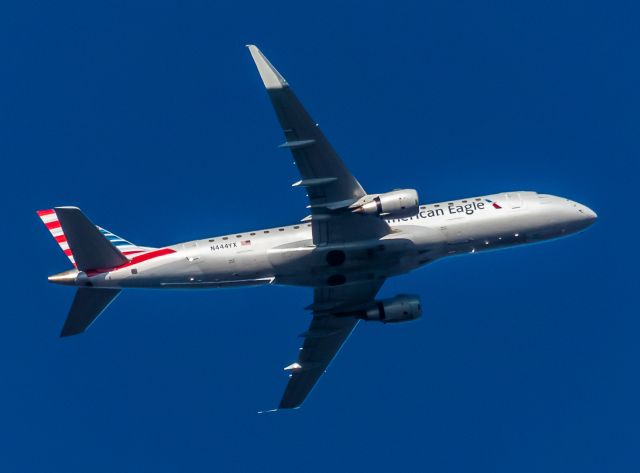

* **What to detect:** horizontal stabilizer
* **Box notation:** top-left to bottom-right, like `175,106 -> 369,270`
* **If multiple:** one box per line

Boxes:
54,207 -> 128,271
61,288 -> 121,337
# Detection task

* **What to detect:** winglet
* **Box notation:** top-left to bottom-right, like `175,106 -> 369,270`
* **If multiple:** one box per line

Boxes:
246,45 -> 288,89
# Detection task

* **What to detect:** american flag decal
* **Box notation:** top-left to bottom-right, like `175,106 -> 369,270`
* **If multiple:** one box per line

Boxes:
485,198 -> 502,209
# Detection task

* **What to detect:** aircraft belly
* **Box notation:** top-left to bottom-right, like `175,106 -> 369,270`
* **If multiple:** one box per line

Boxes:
433,203 -> 578,255
96,243 -> 276,289
268,236 -> 428,287
192,245 -> 274,284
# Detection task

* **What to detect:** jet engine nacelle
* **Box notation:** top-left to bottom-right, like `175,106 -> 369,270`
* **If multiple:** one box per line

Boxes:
362,294 -> 422,323
351,189 -> 419,219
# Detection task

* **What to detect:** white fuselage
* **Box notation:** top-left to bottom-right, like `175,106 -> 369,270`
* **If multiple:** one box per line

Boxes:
52,191 -> 596,290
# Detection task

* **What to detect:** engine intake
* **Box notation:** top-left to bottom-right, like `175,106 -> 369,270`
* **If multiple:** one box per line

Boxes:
351,189 -> 419,219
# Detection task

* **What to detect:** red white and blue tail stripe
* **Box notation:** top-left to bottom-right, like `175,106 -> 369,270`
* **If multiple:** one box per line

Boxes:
96,227 -> 152,256
37,209 -> 154,267
37,209 -> 77,266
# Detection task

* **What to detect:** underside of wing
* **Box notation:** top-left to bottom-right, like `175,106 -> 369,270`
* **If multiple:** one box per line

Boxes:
278,279 -> 385,409
310,212 -> 390,246
247,45 -> 391,245
247,45 -> 365,210
279,314 -> 357,409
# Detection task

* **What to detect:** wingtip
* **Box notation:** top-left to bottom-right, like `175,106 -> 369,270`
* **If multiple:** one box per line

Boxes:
277,403 -> 302,411
246,45 -> 288,90
257,402 -> 302,413
59,329 -> 80,338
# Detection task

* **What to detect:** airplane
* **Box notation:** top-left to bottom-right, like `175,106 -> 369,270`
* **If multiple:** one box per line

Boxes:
37,45 -> 597,410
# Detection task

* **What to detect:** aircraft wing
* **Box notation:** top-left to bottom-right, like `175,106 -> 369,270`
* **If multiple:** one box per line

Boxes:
278,279 -> 385,409
247,45 -> 390,245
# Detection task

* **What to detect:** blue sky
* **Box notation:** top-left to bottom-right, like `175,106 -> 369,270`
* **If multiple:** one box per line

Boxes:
2,1 -> 639,471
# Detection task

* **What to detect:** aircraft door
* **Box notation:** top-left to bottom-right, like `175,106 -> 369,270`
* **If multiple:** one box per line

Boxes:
182,241 -> 199,261
505,192 -> 523,210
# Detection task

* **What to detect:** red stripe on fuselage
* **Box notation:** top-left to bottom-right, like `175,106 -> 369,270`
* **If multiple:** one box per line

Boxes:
86,248 -> 176,277
127,248 -> 175,265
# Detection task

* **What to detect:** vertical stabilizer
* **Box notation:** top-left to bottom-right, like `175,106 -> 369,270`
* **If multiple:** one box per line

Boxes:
37,207 -> 154,270
37,207 -> 128,271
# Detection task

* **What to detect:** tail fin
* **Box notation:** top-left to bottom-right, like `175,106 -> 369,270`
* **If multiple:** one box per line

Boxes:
61,288 -> 121,337
37,209 -> 78,267
37,207 -> 153,270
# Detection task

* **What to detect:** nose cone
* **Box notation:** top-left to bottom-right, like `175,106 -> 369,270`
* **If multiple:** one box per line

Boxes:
567,201 -> 597,233
578,203 -> 598,225
542,195 -> 597,237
